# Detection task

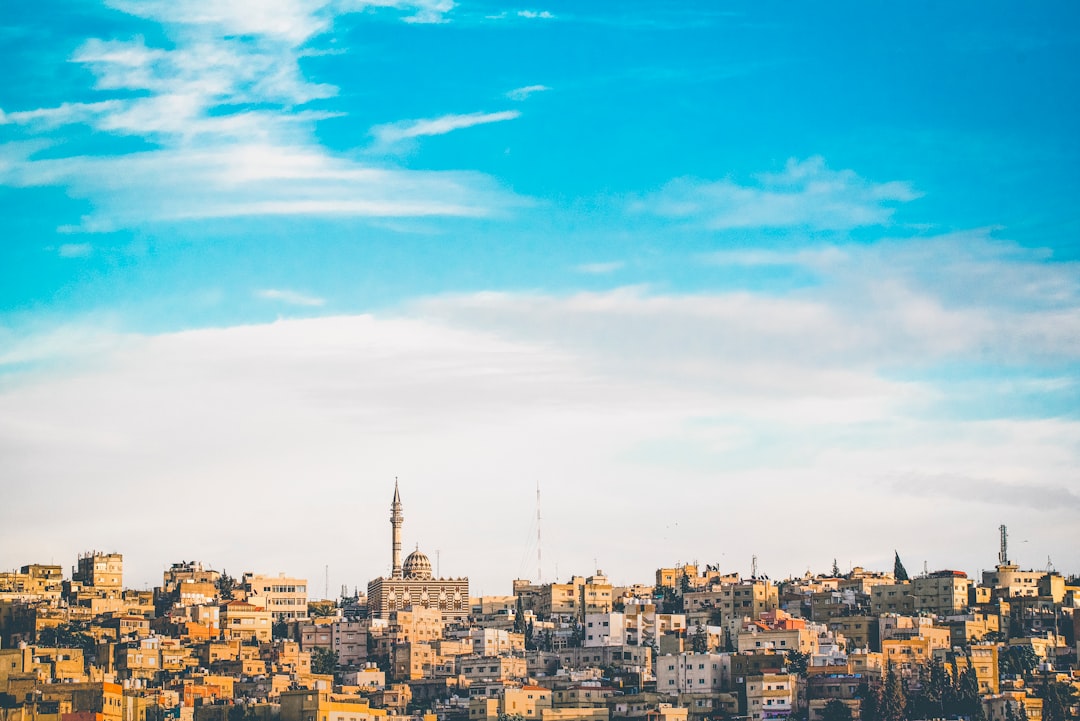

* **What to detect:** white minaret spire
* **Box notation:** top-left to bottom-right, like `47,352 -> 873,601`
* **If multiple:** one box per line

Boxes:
391,478 -> 404,579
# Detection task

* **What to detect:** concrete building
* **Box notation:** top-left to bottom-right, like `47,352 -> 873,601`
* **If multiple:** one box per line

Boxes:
745,673 -> 796,721
73,552 -> 123,591
243,572 -> 308,622
655,653 -> 730,695
220,599 -> 272,642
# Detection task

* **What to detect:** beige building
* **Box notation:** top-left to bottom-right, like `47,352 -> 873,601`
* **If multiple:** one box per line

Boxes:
279,690 -> 387,721
910,571 -> 972,613
367,482 -> 469,621
981,565 -> 1044,599
745,673 -> 796,721
656,653 -> 730,695
220,599 -> 272,642
683,580 -> 778,628
469,685 -> 553,721
73,552 -> 123,591
243,572 -> 308,622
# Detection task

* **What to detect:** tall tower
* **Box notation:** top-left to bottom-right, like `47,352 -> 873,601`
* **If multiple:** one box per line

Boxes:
391,479 -> 404,579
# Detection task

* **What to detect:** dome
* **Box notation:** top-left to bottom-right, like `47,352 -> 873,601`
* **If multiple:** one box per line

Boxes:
403,549 -> 433,580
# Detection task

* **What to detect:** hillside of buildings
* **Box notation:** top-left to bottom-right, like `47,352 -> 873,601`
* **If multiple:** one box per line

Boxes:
2,505 -> 1078,721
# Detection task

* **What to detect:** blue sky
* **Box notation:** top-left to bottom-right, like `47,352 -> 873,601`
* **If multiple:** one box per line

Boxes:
1,1 -> 1079,594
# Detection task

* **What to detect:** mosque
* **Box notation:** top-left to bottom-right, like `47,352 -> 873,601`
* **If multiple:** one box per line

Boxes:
366,480 -> 470,620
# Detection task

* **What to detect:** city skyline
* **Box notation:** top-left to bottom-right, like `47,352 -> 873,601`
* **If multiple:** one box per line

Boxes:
2,2 -> 1079,595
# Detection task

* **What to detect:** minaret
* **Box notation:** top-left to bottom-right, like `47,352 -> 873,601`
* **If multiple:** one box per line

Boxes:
391,478 -> 404,579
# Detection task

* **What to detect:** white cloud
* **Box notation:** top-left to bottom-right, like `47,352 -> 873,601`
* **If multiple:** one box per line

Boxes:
0,143 -> 518,228
255,288 -> 327,307
2,288 -> 1078,592
506,84 -> 551,101
0,101 -> 124,129
517,10 -> 554,19
57,243 -> 92,258
371,110 -> 522,147
638,156 -> 921,230
0,0 -> 516,228
574,261 -> 624,274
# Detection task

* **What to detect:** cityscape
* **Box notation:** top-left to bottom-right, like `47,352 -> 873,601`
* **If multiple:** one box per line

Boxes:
1,483 -> 1077,721
2,4 -> 1079,721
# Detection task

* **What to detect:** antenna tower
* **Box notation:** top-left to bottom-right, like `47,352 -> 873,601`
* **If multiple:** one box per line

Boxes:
537,481 -> 542,584
998,524 -> 1009,566
325,565 -> 329,601
751,555 -> 758,579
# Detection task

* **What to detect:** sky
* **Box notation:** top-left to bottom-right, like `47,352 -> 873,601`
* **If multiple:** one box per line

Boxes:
1,1 -> 1079,598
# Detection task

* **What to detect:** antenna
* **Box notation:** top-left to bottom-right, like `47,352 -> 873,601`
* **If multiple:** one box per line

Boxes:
436,550 -> 441,578
325,565 -> 329,601
999,524 -> 1009,566
751,555 -> 758,579
537,481 -> 542,584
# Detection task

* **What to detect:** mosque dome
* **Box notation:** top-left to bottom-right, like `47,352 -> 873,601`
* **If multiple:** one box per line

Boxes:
403,548 -> 433,579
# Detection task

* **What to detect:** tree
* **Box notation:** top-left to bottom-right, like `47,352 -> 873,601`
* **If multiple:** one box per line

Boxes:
821,700 -> 853,721
785,650 -> 809,676
999,645 -> 1038,679
958,666 -> 986,721
217,571 -> 237,600
1038,681 -> 1077,721
917,656 -> 951,720
858,680 -> 882,721
880,665 -> 906,721
832,559 -> 841,577
311,647 -> 339,676
524,620 -> 535,651
308,601 -> 336,617
691,624 -> 708,653
893,552 -> 909,582
38,621 -> 96,654
514,596 -> 526,634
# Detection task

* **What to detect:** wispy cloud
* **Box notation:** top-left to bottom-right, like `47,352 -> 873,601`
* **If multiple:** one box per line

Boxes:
575,261 -> 624,274
57,243 -> 93,258
255,288 -> 326,307
637,156 -> 920,230
517,10 -> 555,19
0,0 -> 520,229
506,84 -> 551,101
370,110 -> 522,147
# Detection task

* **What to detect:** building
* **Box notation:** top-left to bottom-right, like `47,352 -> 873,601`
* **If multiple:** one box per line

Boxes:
242,572 -> 308,622
656,653 -> 730,695
745,673 -> 797,721
220,600 -> 272,642
73,552 -> 123,591
367,481 -> 469,621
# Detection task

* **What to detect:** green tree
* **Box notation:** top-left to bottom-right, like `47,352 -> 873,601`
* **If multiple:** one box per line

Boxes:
893,552 -> 909,582
1005,700 -> 1020,721
958,666 -> 986,721
918,656 -> 951,720
880,665 -> 906,721
785,650 -> 809,676
691,624 -> 708,653
858,680 -> 882,721
832,559 -> 841,577
217,571 -> 237,600
999,645 -> 1038,679
311,647 -> 339,676
308,601 -> 336,617
821,700 -> 853,721
1037,681 -> 1077,721
514,596 -> 526,634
